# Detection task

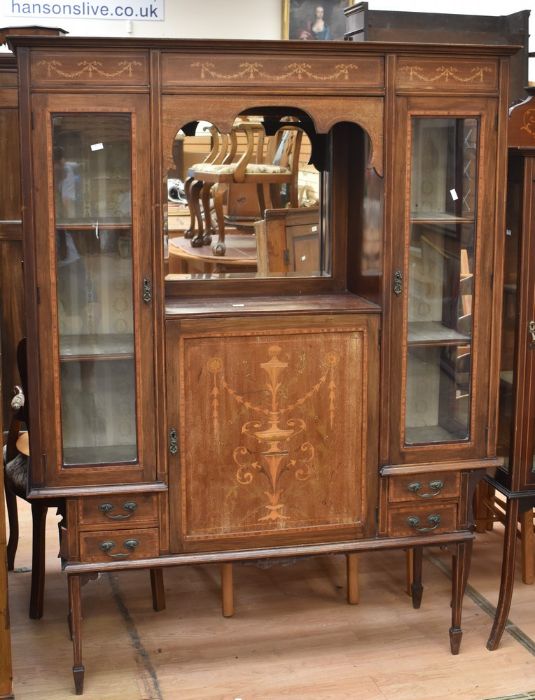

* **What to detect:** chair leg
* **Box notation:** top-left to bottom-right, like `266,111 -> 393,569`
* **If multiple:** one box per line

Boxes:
68,574 -> 84,695
184,176 -> 196,239
212,184 -> 227,256
487,497 -> 519,650
346,553 -> 359,605
521,508 -> 534,585
221,562 -> 234,618
190,179 -> 206,248
4,483 -> 18,571
29,502 -> 47,620
150,569 -> 166,612
200,182 -> 214,245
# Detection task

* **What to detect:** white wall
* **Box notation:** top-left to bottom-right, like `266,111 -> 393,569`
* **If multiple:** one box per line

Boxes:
0,0 -> 533,80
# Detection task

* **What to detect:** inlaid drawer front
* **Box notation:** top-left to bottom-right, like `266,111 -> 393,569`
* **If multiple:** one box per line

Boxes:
396,58 -> 498,93
31,50 -> 149,87
388,472 -> 460,503
80,528 -> 159,563
386,504 -> 457,538
79,494 -> 158,526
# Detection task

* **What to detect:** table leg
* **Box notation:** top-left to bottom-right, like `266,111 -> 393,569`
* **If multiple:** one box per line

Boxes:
221,563 -> 234,618
346,553 -> 359,605
411,546 -> 423,609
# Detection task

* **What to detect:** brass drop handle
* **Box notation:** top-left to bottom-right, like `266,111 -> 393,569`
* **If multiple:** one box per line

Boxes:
99,538 -> 139,559
407,480 -> 444,498
99,501 -> 138,520
407,514 -> 441,533
529,321 -> 535,345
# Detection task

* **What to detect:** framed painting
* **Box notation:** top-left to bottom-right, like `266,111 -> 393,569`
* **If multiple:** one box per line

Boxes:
282,0 -> 354,41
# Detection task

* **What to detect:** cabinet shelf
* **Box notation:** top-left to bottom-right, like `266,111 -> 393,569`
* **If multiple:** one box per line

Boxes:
63,444 -> 137,466
60,333 -> 134,361
408,322 -> 471,346
410,212 -> 474,224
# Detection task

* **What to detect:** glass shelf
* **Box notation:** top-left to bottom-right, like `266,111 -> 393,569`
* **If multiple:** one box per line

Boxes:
408,322 -> 471,346
410,211 -> 474,223
60,333 -> 134,361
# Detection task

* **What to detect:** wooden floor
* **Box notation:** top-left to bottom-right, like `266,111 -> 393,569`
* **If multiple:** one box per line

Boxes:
6,500 -> 535,700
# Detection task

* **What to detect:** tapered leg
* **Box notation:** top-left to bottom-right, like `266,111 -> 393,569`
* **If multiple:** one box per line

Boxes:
221,563 -> 234,618
150,569 -> 166,612
487,498 -> 520,650
68,574 -> 84,695
405,548 -> 414,596
346,553 -> 359,605
29,502 -> 47,619
450,540 -> 472,655
411,546 -> 423,609
521,508 -> 534,585
4,483 -> 18,571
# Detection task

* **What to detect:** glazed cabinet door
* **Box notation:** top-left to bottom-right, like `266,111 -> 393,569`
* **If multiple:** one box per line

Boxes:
166,314 -> 379,552
28,93 -> 157,487
388,97 -> 498,465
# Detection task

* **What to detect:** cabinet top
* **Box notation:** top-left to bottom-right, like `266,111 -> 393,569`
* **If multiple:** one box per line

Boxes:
7,34 -> 520,57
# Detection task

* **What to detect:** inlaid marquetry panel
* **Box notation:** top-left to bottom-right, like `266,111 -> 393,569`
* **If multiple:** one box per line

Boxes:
508,96 -> 535,149
161,53 -> 384,90
30,51 -> 149,87
171,317 -> 376,549
396,58 -> 498,93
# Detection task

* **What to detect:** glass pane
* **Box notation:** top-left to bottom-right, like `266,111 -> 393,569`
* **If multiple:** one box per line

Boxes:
52,114 -> 137,466
405,117 -> 478,445
164,112 -> 331,281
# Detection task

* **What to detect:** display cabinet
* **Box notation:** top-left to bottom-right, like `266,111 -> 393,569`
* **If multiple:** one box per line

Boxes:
8,34 -> 514,693
485,92 -> 535,651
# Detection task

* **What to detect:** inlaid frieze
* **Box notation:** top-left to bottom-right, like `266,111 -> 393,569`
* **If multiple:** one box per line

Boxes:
30,51 -> 149,87
396,58 -> 498,93
161,53 -> 384,90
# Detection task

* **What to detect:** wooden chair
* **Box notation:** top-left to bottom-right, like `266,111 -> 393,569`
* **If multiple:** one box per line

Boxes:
191,123 -> 303,256
4,339 -> 166,619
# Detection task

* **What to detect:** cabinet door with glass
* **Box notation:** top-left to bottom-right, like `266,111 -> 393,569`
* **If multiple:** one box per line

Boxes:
388,97 -> 498,465
29,94 -> 157,487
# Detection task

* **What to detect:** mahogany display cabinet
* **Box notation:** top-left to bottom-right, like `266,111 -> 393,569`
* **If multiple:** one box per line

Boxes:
8,33 -> 515,693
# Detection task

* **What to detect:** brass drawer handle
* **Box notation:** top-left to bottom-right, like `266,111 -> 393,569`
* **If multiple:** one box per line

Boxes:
98,501 -> 138,520
407,480 -> 444,499
407,514 -> 441,533
99,538 -> 139,559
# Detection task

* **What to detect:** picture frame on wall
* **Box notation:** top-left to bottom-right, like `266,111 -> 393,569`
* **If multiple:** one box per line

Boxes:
282,0 -> 354,41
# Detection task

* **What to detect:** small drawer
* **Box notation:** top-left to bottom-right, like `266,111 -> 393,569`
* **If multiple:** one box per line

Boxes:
79,493 -> 158,526
388,472 -> 460,504
386,503 -> 457,538
80,527 -> 159,563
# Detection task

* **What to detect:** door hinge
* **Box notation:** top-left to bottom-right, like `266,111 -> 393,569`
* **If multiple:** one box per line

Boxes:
169,427 -> 178,455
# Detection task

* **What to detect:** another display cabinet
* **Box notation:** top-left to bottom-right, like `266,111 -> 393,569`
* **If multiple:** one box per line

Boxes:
485,92 -> 535,651
9,34 -> 514,693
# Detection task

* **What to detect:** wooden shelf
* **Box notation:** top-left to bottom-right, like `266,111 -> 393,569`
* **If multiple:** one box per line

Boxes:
60,333 -> 134,361
408,321 -> 471,346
